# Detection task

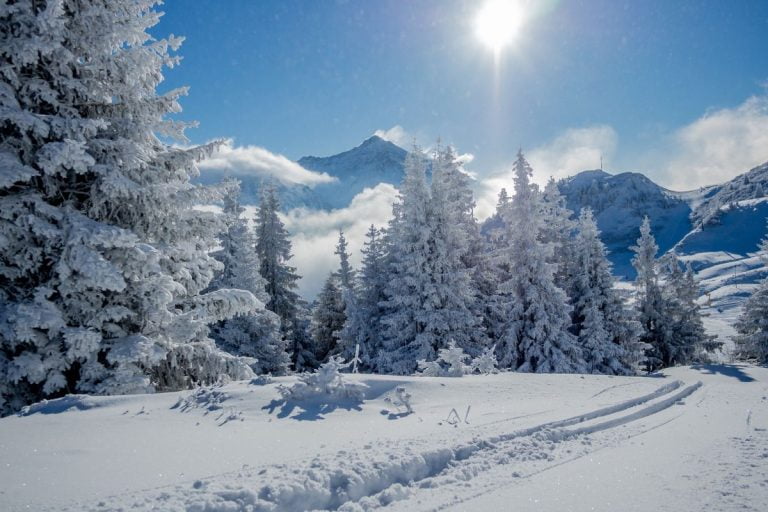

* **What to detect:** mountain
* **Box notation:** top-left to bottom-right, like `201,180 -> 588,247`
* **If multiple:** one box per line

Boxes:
559,163 -> 768,349
195,135 -> 407,210
557,170 -> 695,278
298,135 -> 407,209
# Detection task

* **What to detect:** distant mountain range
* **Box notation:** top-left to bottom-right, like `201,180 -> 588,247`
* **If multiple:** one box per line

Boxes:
197,135 -> 768,341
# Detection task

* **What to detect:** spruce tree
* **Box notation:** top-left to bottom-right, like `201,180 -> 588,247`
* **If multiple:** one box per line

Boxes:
255,184 -> 314,370
426,146 -> 486,356
379,149 -> 435,374
658,255 -> 721,365
338,225 -> 387,371
631,217 -> 667,371
0,0 -> 254,414
496,151 -> 584,373
569,209 -> 642,374
540,178 -> 576,290
735,279 -> 768,363
309,274 -> 345,363
208,180 -> 288,374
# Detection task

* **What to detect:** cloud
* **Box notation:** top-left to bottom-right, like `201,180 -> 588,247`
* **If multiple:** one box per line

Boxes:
658,95 -> 768,190
373,125 -> 412,147
281,184 -> 399,298
527,125 -> 618,184
474,125 -> 617,220
199,139 -> 336,187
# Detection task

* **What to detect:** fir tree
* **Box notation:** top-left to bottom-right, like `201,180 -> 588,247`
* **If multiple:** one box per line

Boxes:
309,274 -> 346,363
338,225 -> 387,371
425,146 -> 486,356
735,276 -> 768,363
495,151 -> 584,373
379,149 -> 435,374
0,0 -> 254,414
569,209 -> 642,374
540,178 -> 576,290
208,180 -> 288,374
255,184 -> 314,370
631,217 -> 667,371
658,255 -> 721,365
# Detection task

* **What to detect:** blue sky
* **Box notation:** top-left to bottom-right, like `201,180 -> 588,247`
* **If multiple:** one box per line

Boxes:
153,0 -> 768,182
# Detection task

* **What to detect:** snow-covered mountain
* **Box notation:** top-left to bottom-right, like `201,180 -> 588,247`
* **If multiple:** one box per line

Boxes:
298,135 -> 407,209
559,163 -> 768,349
557,170 -> 695,278
196,135 -> 407,210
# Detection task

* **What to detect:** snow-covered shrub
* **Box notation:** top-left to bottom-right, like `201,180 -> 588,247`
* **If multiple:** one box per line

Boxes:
278,356 -> 368,401
417,341 -> 470,377
470,345 -> 499,375
173,383 -> 230,413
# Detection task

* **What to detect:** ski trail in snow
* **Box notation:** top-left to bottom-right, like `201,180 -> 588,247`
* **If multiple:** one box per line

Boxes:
82,380 -> 695,512
590,380 -> 645,398
433,411 -> 687,512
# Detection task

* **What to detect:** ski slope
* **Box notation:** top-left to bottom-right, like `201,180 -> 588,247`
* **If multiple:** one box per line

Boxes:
1,366 -> 766,511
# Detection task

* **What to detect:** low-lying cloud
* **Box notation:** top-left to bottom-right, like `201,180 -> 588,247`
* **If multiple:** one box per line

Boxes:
199,139 -> 336,187
282,184 -> 398,298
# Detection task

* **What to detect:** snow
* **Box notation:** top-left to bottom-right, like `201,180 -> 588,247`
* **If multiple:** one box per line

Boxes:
1,366 -> 766,511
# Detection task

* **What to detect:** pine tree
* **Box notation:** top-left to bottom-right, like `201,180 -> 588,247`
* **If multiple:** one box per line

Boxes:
0,1 -> 254,414
540,178 -> 576,290
338,225 -> 387,371
379,149 -> 436,374
334,230 -> 355,289
309,274 -> 346,363
569,209 -> 642,374
631,217 -> 667,371
735,265 -> 768,363
332,230 -> 355,360
208,180 -> 288,374
255,184 -> 314,370
425,146 -> 486,356
495,151 -> 584,373
657,255 -> 721,365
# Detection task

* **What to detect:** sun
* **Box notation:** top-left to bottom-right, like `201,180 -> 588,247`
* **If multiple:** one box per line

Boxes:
474,0 -> 526,54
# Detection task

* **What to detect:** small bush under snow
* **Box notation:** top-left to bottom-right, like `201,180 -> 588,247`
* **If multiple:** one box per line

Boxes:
278,356 -> 368,402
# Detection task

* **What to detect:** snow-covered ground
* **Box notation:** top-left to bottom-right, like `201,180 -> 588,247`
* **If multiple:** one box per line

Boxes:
1,366 -> 766,511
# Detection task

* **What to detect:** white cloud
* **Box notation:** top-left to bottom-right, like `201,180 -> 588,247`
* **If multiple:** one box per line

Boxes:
281,184 -> 399,298
658,95 -> 768,190
474,125 -> 617,220
527,125 -> 618,184
199,139 -> 336,187
373,125 -> 412,147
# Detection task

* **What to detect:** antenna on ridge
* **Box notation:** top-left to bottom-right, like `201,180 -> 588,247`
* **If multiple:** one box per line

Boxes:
600,155 -> 603,171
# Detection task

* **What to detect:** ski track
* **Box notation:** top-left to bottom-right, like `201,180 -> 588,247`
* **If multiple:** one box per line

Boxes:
77,379 -> 702,512
589,380 -> 645,398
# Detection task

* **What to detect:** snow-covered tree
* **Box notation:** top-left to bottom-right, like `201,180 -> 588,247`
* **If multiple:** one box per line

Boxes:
255,184 -> 313,370
309,274 -> 345,363
735,281 -> 768,363
569,209 -> 643,374
659,257 -> 721,364
379,149 -> 435,374
540,178 -> 576,290
424,145 -> 486,356
208,180 -> 288,374
334,230 -> 355,290
471,345 -> 499,375
0,0 -> 254,414
495,151 -> 584,373
417,341 -> 470,377
338,225 -> 387,371
631,217 -> 668,371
